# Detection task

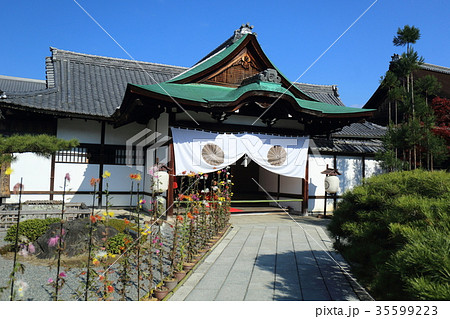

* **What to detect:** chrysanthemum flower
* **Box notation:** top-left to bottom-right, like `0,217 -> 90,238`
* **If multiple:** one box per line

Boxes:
48,236 -> 60,247
90,178 -> 100,186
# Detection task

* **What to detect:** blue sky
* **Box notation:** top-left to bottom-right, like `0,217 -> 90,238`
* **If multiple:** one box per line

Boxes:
1,0 -> 449,108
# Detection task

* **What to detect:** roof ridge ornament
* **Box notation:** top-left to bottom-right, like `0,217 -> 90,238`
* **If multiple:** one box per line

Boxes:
233,23 -> 256,42
241,68 -> 281,86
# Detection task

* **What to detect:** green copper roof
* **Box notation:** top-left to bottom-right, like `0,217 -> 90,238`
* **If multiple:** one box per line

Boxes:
128,31 -> 374,117
168,35 -> 248,83
131,82 -> 373,115
295,99 -> 371,114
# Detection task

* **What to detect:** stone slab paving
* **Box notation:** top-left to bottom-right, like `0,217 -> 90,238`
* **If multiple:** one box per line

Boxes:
169,213 -> 371,301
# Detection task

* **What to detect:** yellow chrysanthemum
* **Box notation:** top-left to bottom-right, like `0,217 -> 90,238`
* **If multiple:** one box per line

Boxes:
102,170 -> 111,179
102,212 -> 107,216
108,212 -> 114,217
5,167 -> 13,175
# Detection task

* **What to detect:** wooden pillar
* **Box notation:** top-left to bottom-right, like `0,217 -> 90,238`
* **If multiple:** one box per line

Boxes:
97,121 -> 106,208
333,154 -> 337,211
167,142 -> 175,217
49,154 -> 56,200
302,154 -> 309,215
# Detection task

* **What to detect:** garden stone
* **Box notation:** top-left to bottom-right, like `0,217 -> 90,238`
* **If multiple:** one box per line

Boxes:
34,218 -> 118,259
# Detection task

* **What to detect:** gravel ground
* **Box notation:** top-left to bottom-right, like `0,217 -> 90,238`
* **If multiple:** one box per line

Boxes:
0,221 -> 176,301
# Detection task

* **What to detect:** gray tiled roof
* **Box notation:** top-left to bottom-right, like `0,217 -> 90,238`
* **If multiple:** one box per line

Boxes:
332,121 -> 387,139
293,82 -> 345,106
0,75 -> 46,93
1,48 -> 187,119
312,137 -> 384,154
1,47 -> 350,119
420,62 -> 450,75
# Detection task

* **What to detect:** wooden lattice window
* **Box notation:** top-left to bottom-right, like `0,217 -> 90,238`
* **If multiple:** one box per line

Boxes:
55,147 -> 89,163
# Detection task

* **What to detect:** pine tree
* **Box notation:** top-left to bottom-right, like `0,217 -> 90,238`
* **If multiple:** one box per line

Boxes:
393,25 -> 421,52
377,25 -> 447,171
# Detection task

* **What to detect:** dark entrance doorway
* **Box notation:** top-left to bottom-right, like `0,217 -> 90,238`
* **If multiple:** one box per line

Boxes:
229,159 -> 286,214
230,159 -> 258,198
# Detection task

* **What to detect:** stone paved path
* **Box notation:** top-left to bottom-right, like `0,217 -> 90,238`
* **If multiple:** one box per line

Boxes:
170,213 -> 371,301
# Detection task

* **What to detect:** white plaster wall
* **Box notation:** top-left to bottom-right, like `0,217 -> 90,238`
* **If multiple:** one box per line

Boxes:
336,156 -> 362,195
104,122 -> 147,145
52,163 -> 99,205
57,119 -> 101,143
365,158 -> 383,178
101,164 -> 147,206
7,153 -> 52,203
307,155 -> 383,213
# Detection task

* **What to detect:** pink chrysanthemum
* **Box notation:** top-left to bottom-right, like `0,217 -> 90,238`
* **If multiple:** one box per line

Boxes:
48,236 -> 60,247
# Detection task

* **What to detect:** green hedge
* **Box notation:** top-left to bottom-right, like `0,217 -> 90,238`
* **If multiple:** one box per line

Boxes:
328,170 -> 450,300
5,218 -> 61,243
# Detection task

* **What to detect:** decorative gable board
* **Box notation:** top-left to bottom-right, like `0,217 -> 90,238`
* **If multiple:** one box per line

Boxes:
200,48 -> 264,87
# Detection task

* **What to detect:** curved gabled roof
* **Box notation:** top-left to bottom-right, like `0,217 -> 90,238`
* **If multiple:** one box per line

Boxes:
129,81 -> 373,117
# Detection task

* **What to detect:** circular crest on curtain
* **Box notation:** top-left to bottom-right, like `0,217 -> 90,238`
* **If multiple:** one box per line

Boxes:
201,143 -> 225,166
267,145 -> 287,166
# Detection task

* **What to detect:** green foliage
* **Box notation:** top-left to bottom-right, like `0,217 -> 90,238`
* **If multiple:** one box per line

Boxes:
393,25 -> 421,50
5,218 -> 61,243
106,233 -> 133,254
106,218 -> 136,233
0,134 -> 79,164
328,170 -> 450,300
377,25 -> 447,170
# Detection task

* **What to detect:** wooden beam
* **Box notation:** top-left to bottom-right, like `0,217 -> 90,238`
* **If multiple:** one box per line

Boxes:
167,142 -> 175,217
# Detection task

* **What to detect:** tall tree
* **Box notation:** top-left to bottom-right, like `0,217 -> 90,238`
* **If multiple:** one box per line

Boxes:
393,25 -> 421,51
377,25 -> 447,171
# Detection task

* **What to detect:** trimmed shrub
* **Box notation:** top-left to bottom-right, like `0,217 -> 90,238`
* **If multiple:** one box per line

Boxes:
328,170 -> 450,300
106,233 -> 133,254
4,218 -> 61,243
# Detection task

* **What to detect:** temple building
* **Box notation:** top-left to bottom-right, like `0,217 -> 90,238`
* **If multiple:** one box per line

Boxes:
0,24 -> 383,214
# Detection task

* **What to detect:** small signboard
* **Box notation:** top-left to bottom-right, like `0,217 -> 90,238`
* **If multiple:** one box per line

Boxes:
0,163 -> 11,198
